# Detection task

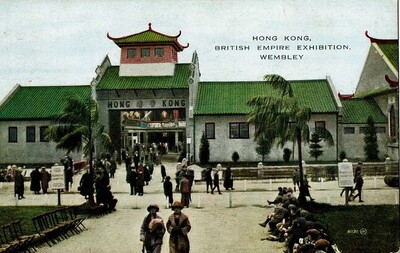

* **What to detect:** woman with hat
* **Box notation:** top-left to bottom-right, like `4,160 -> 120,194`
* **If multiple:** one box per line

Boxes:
140,204 -> 165,253
166,201 -> 191,253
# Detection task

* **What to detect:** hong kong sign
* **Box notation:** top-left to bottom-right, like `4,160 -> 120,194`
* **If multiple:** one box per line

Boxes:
107,99 -> 186,109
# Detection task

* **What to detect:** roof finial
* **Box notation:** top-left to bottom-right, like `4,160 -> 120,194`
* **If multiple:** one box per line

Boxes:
148,23 -> 152,30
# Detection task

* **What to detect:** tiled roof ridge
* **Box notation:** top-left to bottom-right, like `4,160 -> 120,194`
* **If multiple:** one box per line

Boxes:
365,31 -> 398,44
107,23 -> 189,49
199,78 -> 327,84
17,84 -> 89,89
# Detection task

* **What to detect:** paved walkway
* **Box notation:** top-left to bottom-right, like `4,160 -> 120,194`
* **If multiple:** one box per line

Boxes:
0,156 -> 398,253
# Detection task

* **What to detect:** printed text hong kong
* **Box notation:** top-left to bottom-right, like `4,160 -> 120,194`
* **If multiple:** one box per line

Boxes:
107,99 -> 186,109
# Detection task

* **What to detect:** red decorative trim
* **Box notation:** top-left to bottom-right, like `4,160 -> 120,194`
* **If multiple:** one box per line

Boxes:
385,75 -> 399,88
338,93 -> 354,99
365,31 -> 398,44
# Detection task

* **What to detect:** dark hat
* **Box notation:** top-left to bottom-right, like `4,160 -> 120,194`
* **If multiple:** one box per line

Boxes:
147,204 -> 160,212
315,239 -> 330,250
306,229 -> 320,239
171,201 -> 183,210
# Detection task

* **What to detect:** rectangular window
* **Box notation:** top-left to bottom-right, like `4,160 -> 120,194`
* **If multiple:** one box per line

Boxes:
315,121 -> 326,137
40,126 -> 49,142
229,122 -> 249,139
26,126 -> 35,142
127,48 -> 136,58
8,127 -> 17,143
205,123 -> 215,139
375,127 -> 386,133
141,48 -> 150,58
344,127 -> 355,134
155,48 -> 164,57
359,127 -> 368,134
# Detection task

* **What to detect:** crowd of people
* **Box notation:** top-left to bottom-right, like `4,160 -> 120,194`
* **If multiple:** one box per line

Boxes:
259,186 -> 335,253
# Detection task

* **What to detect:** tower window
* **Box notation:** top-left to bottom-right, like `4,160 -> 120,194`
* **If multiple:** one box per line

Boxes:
127,48 -> 136,58
141,48 -> 150,58
155,48 -> 164,57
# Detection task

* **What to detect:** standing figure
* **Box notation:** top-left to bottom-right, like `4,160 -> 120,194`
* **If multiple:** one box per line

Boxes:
205,167 -> 213,193
63,156 -> 74,191
79,169 -> 93,200
128,168 -> 137,195
125,155 -> 132,183
161,163 -> 166,182
30,167 -> 42,194
303,175 -> 314,201
109,157 -> 117,178
292,168 -> 300,192
133,150 -> 140,171
14,168 -> 25,199
164,176 -> 174,208
167,201 -> 191,253
137,166 -> 145,196
140,204 -> 165,253
223,166 -> 234,190
352,169 -> 364,202
180,175 -> 191,208
40,167 -> 51,194
211,169 -> 222,195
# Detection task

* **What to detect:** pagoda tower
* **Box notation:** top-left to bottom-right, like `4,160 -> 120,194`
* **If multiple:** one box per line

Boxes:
107,23 -> 189,77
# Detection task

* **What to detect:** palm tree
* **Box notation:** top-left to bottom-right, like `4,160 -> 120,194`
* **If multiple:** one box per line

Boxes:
247,74 -> 313,205
47,95 -> 112,203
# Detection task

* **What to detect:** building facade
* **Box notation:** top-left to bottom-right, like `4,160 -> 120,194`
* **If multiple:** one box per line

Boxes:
0,26 -> 397,166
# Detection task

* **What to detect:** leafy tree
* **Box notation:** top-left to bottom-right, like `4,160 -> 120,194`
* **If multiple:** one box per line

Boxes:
47,95 -> 112,203
364,116 -> 379,161
199,132 -> 210,164
247,74 -> 312,204
256,136 -> 273,163
309,132 -> 323,161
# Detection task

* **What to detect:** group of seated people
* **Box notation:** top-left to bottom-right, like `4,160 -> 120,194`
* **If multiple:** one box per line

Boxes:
259,186 -> 335,253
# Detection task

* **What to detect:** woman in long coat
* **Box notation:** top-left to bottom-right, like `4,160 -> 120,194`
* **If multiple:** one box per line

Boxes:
223,166 -> 234,190
167,201 -> 191,253
30,167 -> 42,194
40,167 -> 51,194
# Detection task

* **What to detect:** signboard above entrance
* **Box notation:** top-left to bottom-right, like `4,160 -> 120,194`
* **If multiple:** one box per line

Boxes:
107,99 -> 187,109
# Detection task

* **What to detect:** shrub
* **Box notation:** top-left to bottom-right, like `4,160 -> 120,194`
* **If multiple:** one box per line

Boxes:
283,148 -> 292,164
231,151 -> 240,164
339,151 -> 347,161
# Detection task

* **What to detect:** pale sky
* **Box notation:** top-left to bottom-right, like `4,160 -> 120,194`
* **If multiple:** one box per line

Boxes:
0,0 -> 397,100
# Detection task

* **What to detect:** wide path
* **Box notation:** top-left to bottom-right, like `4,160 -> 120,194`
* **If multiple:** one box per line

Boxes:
0,155 -> 398,253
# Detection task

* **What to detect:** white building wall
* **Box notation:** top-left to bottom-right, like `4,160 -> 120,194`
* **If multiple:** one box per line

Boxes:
194,113 -> 338,163
338,123 -> 388,161
0,120 -> 83,165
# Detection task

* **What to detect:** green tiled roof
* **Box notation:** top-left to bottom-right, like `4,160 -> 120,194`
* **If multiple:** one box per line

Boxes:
0,85 -> 91,120
341,98 -> 387,124
377,42 -> 399,71
194,79 -> 338,115
96,64 -> 191,90
112,30 -> 177,44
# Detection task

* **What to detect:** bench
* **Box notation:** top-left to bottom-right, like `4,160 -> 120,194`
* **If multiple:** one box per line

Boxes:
32,206 -> 86,247
1,220 -> 36,253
